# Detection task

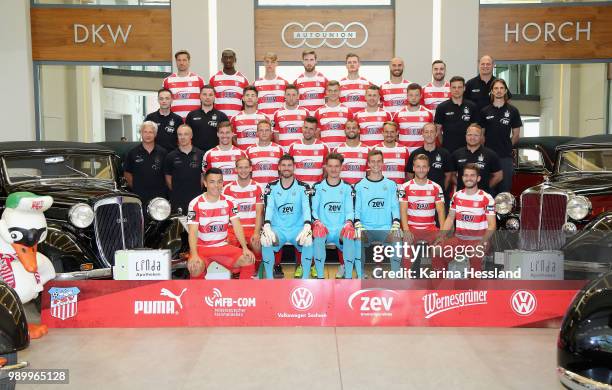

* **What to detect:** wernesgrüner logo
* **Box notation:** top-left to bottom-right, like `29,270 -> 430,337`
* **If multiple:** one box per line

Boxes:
422,290 -> 488,319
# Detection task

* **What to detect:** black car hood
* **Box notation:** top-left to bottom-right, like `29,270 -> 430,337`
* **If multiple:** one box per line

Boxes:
8,180 -> 138,205
532,173 -> 612,196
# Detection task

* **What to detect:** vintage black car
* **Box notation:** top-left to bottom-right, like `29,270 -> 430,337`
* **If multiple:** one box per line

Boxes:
0,141 -> 187,280
557,270 -> 612,389
495,134 -> 612,250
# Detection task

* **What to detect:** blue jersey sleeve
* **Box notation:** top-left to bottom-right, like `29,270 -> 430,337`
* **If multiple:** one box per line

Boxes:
311,181 -> 322,221
263,182 -> 276,224
354,180 -> 363,223
299,182 -> 312,225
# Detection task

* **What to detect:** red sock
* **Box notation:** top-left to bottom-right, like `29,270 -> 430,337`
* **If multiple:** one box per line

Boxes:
274,251 -> 282,266
239,264 -> 255,279
338,249 -> 345,265
295,248 -> 302,266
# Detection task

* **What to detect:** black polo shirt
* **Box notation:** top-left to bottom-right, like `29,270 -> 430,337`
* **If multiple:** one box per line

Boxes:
478,103 -> 522,158
434,99 -> 479,153
464,75 -> 513,113
406,146 -> 453,191
144,110 -> 183,151
185,108 -> 228,154
451,146 -> 501,194
124,144 -> 168,206
164,147 -> 205,214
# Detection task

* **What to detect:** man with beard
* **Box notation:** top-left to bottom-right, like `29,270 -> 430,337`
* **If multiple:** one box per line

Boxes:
163,50 -> 205,119
288,116 -> 329,187
231,85 -> 267,150
294,49 -> 328,114
394,83 -> 434,154
209,48 -> 249,118
373,122 -> 410,186
145,88 -> 183,151
260,155 -> 314,279
273,84 -> 308,152
339,53 -> 371,115
421,60 -> 451,112
185,85 -> 229,153
202,121 -> 246,187
354,85 -> 392,147
315,80 -> 351,149
335,119 -> 370,185
381,57 -> 411,114
246,119 -> 284,190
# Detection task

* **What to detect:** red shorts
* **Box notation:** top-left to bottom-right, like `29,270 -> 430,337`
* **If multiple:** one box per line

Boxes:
408,226 -> 438,243
197,244 -> 243,271
227,227 -> 260,256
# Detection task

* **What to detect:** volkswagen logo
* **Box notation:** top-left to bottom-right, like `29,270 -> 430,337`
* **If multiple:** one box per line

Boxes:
290,287 -> 314,310
281,22 -> 368,49
510,290 -> 537,316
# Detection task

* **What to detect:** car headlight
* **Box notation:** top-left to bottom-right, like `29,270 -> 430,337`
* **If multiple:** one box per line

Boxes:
494,192 -> 515,215
567,196 -> 591,221
147,197 -> 171,221
68,203 -> 94,228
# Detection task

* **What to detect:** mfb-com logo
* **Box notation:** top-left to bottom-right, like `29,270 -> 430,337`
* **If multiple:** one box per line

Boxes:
290,287 -> 314,310
205,288 -> 257,308
347,289 -> 397,317
49,287 -> 81,321
134,288 -> 187,315
510,290 -> 537,316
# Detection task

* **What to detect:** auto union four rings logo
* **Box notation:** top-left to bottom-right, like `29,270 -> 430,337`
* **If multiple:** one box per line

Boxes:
281,22 -> 369,49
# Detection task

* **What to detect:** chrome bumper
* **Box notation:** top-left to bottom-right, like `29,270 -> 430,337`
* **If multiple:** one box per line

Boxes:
558,367 -> 612,390
55,267 -> 112,281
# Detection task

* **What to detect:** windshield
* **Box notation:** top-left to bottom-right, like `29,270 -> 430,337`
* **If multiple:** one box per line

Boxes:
557,149 -> 612,174
2,154 -> 115,184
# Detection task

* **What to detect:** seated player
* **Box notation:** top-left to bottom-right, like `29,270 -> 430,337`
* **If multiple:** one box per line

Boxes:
311,153 -> 356,279
186,168 -> 256,279
260,154 -> 314,279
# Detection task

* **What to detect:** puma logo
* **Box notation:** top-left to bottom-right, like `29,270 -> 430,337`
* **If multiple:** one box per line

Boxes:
160,288 -> 187,310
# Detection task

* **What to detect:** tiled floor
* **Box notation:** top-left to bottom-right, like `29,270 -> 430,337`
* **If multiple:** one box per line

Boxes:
17,326 -> 563,390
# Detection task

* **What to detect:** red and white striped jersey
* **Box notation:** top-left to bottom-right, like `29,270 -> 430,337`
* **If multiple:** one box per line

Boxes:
400,179 -> 444,229
288,139 -> 329,186
354,109 -> 393,147
373,143 -> 410,185
209,71 -> 249,118
393,105 -> 434,153
162,72 -> 205,118
450,189 -> 495,240
273,106 -> 308,152
334,142 -> 370,185
187,194 -> 238,247
294,72 -> 328,114
422,81 -> 450,111
339,77 -> 370,115
246,142 -> 283,188
314,104 -> 351,150
222,179 -> 263,228
380,79 -> 411,114
230,110 -> 267,150
202,145 -> 247,186
254,76 -> 288,120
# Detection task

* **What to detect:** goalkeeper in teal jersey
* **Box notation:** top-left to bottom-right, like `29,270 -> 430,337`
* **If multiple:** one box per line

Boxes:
260,154 -> 314,279
354,149 -> 403,275
311,153 -> 357,279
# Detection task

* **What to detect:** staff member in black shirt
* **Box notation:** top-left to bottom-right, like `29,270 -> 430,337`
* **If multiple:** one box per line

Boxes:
434,76 -> 479,153
451,123 -> 502,195
144,88 -> 183,151
164,124 -> 205,214
124,121 -> 168,208
464,55 -> 512,113
185,85 -> 229,154
406,122 -> 453,194
479,79 -> 522,195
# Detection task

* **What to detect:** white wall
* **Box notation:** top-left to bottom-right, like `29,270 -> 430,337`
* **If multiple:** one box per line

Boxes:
0,0 -> 35,141
396,0 -> 433,85
441,0 -> 479,81
216,0 -> 256,82
171,0 -> 211,80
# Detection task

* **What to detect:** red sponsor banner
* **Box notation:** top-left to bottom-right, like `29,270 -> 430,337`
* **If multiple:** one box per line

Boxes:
41,280 -> 584,328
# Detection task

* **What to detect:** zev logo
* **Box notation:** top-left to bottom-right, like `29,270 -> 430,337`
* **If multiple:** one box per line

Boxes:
290,287 -> 314,310
348,289 -> 398,317
324,201 -> 342,213
278,203 -> 294,214
368,198 -> 385,209
510,290 -> 537,316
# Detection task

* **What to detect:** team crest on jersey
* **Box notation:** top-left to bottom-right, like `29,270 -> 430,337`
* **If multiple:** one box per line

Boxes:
504,110 -> 510,117
398,189 -> 406,198
436,154 -> 441,162
478,154 -> 484,162
212,114 -> 217,120
231,206 -> 238,214
187,210 -> 196,222
169,119 -> 175,127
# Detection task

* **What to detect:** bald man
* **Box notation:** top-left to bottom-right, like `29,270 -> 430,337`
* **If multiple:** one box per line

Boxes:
381,57 -> 411,114
464,55 -> 512,112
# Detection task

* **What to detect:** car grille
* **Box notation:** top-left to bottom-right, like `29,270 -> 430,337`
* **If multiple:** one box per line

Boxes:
93,197 -> 144,266
519,191 -> 567,250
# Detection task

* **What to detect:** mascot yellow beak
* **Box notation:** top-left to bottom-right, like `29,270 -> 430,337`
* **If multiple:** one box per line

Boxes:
12,243 -> 38,273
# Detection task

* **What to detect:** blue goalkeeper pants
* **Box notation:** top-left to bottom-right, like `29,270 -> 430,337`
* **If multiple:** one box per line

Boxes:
261,226 -> 314,280
354,229 -> 402,277
313,228 -> 356,279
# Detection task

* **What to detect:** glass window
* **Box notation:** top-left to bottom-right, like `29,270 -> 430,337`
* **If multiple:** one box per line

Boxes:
558,149 -> 612,173
3,154 -> 114,184
517,148 -> 544,169
257,0 -> 391,6
494,64 -> 540,97
33,0 -> 169,5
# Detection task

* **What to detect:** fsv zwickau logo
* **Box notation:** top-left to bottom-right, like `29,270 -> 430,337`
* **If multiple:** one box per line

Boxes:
49,287 -> 81,320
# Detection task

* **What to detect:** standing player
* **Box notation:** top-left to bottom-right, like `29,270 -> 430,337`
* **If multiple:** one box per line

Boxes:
223,156 -> 264,278
273,85 -> 308,152
394,83 -> 434,153
381,57 -> 410,114
202,121 -> 246,186
354,150 -> 402,276
246,119 -> 284,189
209,49 -> 249,118
422,60 -> 451,112
186,168 -> 256,279
163,50 -> 205,119
373,122 -> 409,186
315,80 -> 351,149
288,117 -> 329,187
294,49 -> 328,114
339,53 -> 371,115
260,155 -> 314,279
354,85 -> 392,147
311,153 -> 356,279
254,52 -> 288,121
335,119 -> 370,185
231,86 -> 267,150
